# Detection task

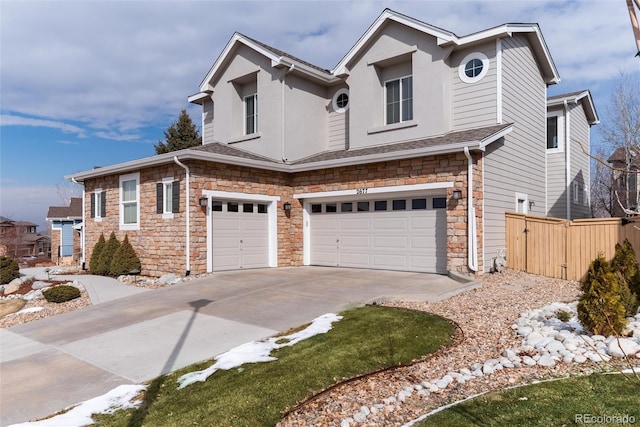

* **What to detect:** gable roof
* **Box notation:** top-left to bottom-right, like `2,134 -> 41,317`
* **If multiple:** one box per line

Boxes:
47,197 -> 83,220
608,146 -> 640,168
67,123 -> 512,181
191,8 -> 559,103
332,9 -> 559,84
547,90 -> 599,124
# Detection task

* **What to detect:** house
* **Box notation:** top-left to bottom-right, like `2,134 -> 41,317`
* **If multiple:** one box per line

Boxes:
608,146 -> 640,216
0,216 -> 51,259
67,9 -> 598,277
46,198 -> 83,265
546,91 -> 599,219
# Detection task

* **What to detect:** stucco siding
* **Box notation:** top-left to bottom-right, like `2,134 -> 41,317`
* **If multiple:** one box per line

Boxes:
483,34 -> 547,271
452,43 -> 498,130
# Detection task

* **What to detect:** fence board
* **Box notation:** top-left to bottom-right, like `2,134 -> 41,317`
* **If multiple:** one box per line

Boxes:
505,213 -> 640,281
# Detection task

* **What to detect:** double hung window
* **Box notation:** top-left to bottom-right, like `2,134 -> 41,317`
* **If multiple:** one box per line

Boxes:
120,173 -> 139,230
245,93 -> 258,135
385,76 -> 413,125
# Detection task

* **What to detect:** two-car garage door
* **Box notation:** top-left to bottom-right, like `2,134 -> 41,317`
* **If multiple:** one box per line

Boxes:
308,195 -> 448,273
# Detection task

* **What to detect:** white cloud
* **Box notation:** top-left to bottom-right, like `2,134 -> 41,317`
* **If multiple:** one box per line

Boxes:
0,114 -> 85,136
0,185 -> 74,228
1,0 -> 638,140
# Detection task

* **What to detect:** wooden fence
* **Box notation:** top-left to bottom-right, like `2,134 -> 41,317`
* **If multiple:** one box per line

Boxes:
505,212 -> 640,281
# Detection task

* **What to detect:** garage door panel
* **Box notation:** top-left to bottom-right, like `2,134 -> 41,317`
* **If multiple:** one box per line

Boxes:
373,254 -> 408,269
411,214 -> 438,229
373,236 -> 408,249
339,217 -> 370,230
340,235 -> 370,249
339,252 -> 371,267
373,217 -> 408,230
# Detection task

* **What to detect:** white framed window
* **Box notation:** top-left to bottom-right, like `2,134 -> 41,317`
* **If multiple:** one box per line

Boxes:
515,192 -> 528,214
244,93 -> 258,135
547,110 -> 564,152
385,75 -> 413,125
91,188 -> 105,221
157,177 -> 179,218
573,182 -> 579,204
583,185 -> 589,206
119,172 -> 140,230
459,52 -> 490,83
332,88 -> 349,113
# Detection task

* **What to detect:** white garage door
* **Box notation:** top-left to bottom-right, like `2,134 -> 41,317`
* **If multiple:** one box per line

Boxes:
309,196 -> 447,273
211,200 -> 269,271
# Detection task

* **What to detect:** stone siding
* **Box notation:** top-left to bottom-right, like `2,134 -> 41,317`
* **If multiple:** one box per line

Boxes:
83,153 -> 482,277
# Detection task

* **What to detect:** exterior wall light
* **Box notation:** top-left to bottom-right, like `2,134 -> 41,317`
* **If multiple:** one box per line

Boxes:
283,202 -> 292,211
453,190 -> 462,200
199,196 -> 208,207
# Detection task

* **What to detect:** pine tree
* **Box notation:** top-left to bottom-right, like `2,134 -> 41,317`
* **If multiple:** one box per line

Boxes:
578,255 -> 627,336
95,232 -> 120,276
110,234 -> 141,276
610,239 -> 640,316
154,108 -> 202,154
89,233 -> 106,274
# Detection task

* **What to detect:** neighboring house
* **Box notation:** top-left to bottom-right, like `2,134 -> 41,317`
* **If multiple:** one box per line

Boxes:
0,216 -> 51,259
546,91 -> 599,219
608,146 -> 640,216
68,9 -> 597,277
46,198 -> 83,265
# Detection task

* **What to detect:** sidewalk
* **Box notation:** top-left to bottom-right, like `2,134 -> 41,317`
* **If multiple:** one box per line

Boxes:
19,267 -> 148,304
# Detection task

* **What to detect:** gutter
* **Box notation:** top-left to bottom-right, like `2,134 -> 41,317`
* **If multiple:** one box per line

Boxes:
173,157 -> 191,276
71,177 -> 86,270
464,147 -> 478,272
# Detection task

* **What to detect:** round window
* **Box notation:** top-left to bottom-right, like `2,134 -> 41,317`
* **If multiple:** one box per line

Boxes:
459,52 -> 490,83
332,88 -> 349,113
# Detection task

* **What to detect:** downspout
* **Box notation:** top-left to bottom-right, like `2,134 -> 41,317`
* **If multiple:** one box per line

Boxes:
281,64 -> 295,162
174,156 -> 191,276
71,177 -> 85,270
464,147 -> 478,272
564,100 -> 571,219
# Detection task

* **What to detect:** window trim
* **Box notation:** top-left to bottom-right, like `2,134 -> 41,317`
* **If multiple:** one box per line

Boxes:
573,182 -> 580,204
332,88 -> 350,113
384,75 -> 413,125
458,52 -> 490,84
546,109 -> 564,153
162,177 -> 174,219
244,93 -> 258,135
119,172 -> 140,231
91,188 -> 104,221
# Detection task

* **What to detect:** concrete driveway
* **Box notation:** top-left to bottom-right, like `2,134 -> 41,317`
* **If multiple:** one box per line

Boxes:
0,266 -> 478,426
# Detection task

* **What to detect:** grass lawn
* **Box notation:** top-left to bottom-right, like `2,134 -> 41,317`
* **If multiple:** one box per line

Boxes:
417,373 -> 640,426
93,305 -> 455,427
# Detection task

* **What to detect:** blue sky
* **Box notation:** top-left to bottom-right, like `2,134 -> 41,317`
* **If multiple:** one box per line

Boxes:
1,0 -> 639,229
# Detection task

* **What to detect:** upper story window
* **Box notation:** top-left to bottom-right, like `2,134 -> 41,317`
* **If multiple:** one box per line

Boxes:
458,52 -> 490,84
385,75 -> 413,125
244,93 -> 258,135
120,172 -> 140,230
332,88 -> 349,113
547,110 -> 564,152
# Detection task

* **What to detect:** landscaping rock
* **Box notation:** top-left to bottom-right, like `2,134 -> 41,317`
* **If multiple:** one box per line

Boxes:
608,338 -> 640,358
3,279 -> 22,295
537,354 -> 556,367
157,274 -> 180,285
31,281 -> 51,290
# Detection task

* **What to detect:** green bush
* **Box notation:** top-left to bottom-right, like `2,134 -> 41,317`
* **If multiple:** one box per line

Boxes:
43,285 -> 81,303
577,256 -> 627,336
110,234 -> 141,276
89,233 -> 106,274
94,232 -> 120,276
0,256 -> 20,284
611,239 -> 640,315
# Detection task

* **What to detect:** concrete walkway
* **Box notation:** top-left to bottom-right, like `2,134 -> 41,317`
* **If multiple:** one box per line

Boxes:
1,267 -> 479,426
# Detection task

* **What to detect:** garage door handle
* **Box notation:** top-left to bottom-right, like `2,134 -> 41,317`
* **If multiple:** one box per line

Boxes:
240,239 -> 244,243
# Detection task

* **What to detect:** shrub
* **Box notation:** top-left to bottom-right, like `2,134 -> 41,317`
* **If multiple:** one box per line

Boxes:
89,233 -> 106,274
43,285 -> 81,303
0,256 -> 20,284
577,255 -> 627,336
110,234 -> 141,276
94,232 -> 120,276
611,239 -> 640,315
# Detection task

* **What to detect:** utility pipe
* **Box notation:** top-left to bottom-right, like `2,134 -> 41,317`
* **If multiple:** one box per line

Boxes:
281,64 -> 295,162
464,147 -> 478,272
71,177 -> 86,270
174,156 -> 191,276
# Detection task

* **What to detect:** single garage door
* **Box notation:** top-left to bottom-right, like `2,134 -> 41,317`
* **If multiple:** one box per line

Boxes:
309,196 -> 447,273
211,200 -> 269,271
